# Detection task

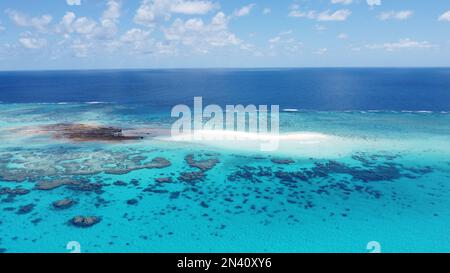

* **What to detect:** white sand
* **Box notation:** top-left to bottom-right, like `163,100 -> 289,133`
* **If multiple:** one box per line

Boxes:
158,129 -> 347,157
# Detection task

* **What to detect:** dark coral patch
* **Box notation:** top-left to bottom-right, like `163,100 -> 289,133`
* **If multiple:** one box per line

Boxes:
271,158 -> 295,165
0,187 -> 30,196
53,199 -> 76,210
179,171 -> 205,182
126,199 -> 138,205
155,177 -> 173,183
113,180 -> 127,186
17,204 -> 35,215
228,166 -> 273,183
70,216 -> 101,228
67,181 -> 104,194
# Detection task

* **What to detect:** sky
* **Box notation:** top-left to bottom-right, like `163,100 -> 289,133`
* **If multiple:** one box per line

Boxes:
0,0 -> 449,70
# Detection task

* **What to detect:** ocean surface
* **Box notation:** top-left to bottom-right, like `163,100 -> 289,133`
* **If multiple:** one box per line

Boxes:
0,68 -> 449,253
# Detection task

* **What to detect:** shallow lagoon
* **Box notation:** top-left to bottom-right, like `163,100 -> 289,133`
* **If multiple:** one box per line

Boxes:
0,103 -> 449,253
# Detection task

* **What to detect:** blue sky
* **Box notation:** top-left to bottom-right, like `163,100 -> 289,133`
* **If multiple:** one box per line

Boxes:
0,0 -> 449,70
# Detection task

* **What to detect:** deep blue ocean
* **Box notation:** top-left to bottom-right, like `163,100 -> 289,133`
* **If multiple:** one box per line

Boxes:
1,68 -> 450,110
0,68 -> 449,253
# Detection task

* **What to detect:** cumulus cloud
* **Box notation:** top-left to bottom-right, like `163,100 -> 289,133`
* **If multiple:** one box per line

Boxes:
53,1 -> 122,58
57,0 -> 121,39
262,8 -> 271,15
367,0 -> 381,7
171,0 -> 217,14
233,4 -> 256,17
72,17 -> 97,34
121,28 -> 153,53
19,32 -> 47,49
163,12 -> 241,53
366,38 -> 436,51
438,11 -> 450,21
331,0 -> 353,5
5,9 -> 53,32
58,12 -> 76,33
378,10 -> 413,21
134,0 -> 217,28
94,0 -> 122,39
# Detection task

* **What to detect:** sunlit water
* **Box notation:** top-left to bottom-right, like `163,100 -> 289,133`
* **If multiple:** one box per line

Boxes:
0,103 -> 449,253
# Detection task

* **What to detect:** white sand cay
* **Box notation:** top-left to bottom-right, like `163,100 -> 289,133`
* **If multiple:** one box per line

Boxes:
159,129 -> 350,157
157,129 -> 450,158
168,130 -> 330,142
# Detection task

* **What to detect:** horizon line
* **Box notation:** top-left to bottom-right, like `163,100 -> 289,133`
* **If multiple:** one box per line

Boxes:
1,65 -> 450,73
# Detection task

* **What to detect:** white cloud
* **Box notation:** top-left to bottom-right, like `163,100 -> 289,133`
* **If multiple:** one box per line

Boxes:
171,0 -> 217,14
121,28 -> 151,43
233,4 -> 256,17
367,0 -> 381,7
102,0 -> 121,22
366,38 -> 436,51
262,8 -> 271,15
288,10 -> 316,19
121,28 -> 153,53
58,12 -> 76,33
19,33 -> 47,49
288,6 -> 351,21
73,17 -> 97,34
5,9 -> 53,32
67,0 -> 81,6
331,0 -> 352,5
438,11 -> 450,21
94,0 -> 122,39
317,9 -> 351,21
56,0 -> 121,40
378,10 -> 413,21
0,21 -> 5,32
163,12 -> 241,53
134,0 -> 217,28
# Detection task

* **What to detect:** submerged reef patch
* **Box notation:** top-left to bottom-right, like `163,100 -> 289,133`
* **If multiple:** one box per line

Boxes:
185,154 -> 220,172
0,147 -> 172,182
179,171 -> 205,182
270,158 -> 295,165
17,204 -> 35,215
43,123 -> 144,142
52,199 -> 76,210
70,216 -> 101,228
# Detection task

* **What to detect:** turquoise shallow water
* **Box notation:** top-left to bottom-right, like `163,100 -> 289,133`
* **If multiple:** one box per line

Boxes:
0,103 -> 449,253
